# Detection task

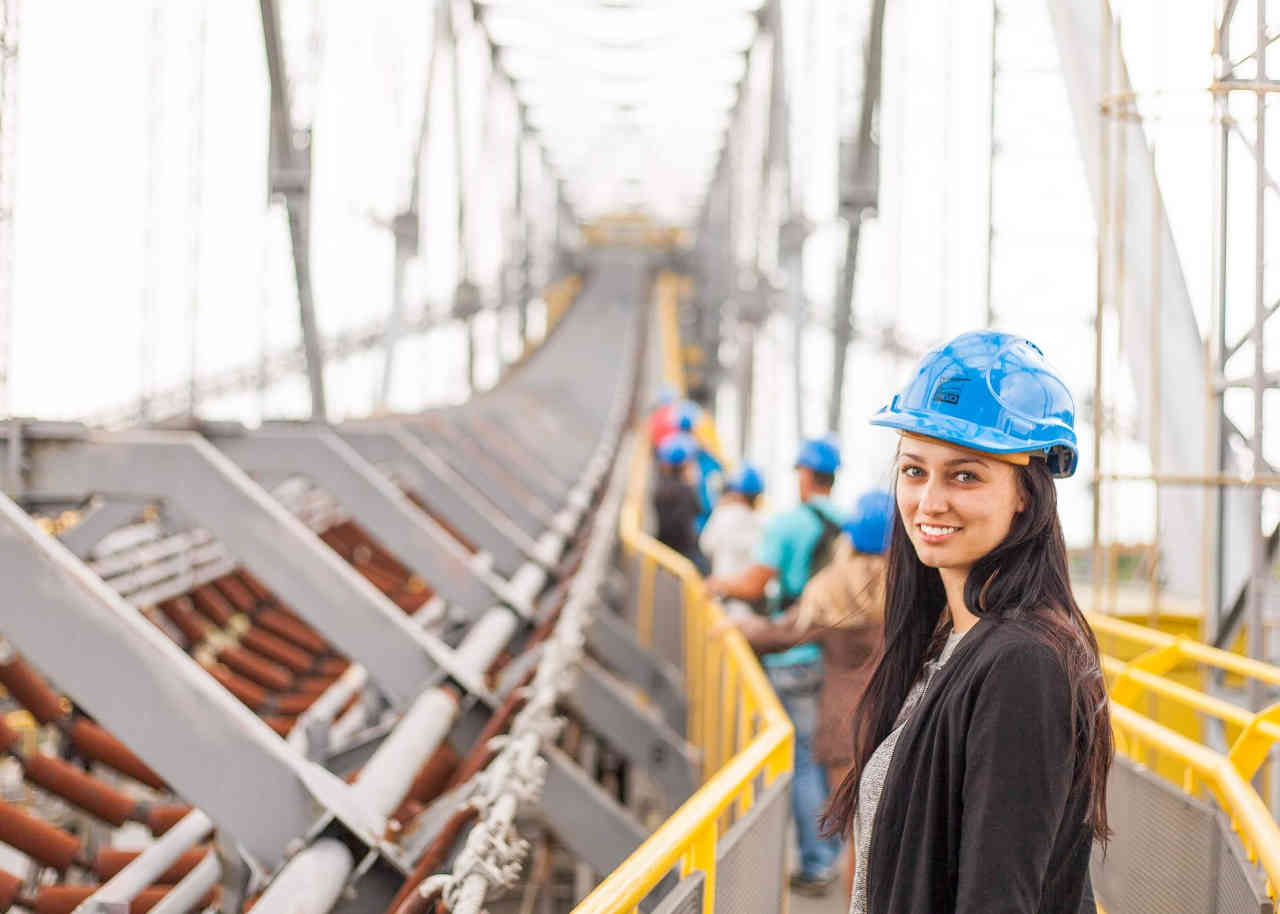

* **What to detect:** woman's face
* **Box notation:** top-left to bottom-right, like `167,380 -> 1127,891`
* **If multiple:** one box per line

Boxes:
895,437 -> 1025,574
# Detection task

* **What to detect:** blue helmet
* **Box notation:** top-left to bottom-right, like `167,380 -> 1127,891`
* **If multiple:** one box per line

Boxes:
871,330 -> 1078,478
651,385 -> 676,409
724,464 -> 765,497
795,436 -> 842,475
844,490 -> 894,554
674,400 -> 701,432
656,433 -> 697,466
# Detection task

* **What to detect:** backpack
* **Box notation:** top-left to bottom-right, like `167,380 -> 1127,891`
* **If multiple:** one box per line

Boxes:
803,503 -> 844,584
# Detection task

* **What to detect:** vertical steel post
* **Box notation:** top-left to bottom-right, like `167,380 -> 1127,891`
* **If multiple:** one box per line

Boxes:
827,0 -> 887,435
1248,0 -> 1268,704
983,0 -> 999,327
186,4 -> 208,419
258,0 -> 327,422
0,0 -> 18,419
1091,0 -> 1111,616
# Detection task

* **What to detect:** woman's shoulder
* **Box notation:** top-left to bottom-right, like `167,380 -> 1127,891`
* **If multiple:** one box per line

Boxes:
966,619 -> 1072,678
953,619 -> 1077,713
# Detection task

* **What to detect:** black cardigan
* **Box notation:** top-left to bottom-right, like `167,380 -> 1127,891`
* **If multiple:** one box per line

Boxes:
866,619 -> 1098,914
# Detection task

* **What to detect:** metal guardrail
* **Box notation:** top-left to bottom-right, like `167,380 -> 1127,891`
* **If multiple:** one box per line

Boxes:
1089,615 -> 1280,899
572,432 -> 792,914
1091,613 -> 1280,786
572,273 -> 793,914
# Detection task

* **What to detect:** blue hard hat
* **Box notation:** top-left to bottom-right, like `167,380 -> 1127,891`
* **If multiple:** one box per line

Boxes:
871,330 -> 1078,478
674,400 -> 701,432
795,436 -> 842,475
724,464 -> 765,497
844,490 -> 894,555
656,433 -> 697,466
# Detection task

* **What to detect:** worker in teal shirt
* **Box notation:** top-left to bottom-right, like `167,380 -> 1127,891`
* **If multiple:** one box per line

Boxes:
705,436 -> 845,896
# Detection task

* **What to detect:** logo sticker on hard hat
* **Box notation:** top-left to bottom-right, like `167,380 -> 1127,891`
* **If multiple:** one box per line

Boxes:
932,374 -> 970,406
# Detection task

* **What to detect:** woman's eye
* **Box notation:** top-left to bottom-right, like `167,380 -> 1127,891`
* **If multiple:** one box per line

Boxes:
954,471 -> 978,483
901,465 -> 924,478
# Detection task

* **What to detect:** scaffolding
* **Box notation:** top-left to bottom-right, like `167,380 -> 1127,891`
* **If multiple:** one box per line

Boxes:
1087,0 -> 1279,686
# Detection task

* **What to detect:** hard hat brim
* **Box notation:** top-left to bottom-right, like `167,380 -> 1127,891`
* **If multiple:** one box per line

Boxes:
871,406 -> 1077,478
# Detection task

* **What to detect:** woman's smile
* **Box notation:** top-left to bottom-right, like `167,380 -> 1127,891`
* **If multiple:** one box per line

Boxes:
916,522 -> 961,544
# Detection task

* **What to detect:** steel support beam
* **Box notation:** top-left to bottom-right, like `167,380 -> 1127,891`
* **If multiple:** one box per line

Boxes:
0,495 -> 379,871
339,424 -> 548,577
584,604 -> 686,736
258,0 -> 326,422
1046,0 -> 1250,604
539,746 -> 649,878
564,658 -> 699,807
827,0 -> 887,435
208,425 -> 528,617
15,431 -> 490,706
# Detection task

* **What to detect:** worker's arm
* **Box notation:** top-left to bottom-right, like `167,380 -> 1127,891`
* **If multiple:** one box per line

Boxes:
705,563 -> 774,601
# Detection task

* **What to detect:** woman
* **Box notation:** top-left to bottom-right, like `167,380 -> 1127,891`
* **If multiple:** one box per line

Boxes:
826,330 -> 1111,914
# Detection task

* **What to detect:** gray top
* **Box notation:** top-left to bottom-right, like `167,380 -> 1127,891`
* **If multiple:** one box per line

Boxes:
849,626 -> 973,914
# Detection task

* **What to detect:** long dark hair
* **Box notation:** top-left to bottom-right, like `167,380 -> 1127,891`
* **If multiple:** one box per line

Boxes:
821,456 -> 1112,844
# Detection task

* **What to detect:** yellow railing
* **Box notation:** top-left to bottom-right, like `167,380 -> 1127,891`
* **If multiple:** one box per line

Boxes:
1091,613 -> 1280,784
1090,612 -> 1280,897
572,276 -> 793,914
1109,705 -> 1280,897
573,433 -> 792,914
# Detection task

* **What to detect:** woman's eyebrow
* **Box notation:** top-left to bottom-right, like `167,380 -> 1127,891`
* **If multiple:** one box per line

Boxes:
946,456 -> 989,467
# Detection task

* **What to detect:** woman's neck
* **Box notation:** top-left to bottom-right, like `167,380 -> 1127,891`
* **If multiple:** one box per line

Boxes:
939,566 -> 981,634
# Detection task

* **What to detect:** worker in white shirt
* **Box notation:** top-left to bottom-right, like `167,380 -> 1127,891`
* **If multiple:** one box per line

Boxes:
699,464 -> 766,619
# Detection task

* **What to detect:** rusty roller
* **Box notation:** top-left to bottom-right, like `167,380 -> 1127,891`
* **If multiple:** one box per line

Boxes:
234,571 -> 271,603
94,846 -> 208,883
146,805 -> 194,836
215,647 -> 293,693
68,719 -> 165,791
0,800 -> 82,870
156,598 -> 210,647
21,753 -> 140,826
25,884 -> 216,914
0,869 -> 20,911
252,609 -> 330,655
239,628 -> 316,675
190,585 -> 237,628
212,575 -> 259,613
201,664 -> 269,710
0,655 -> 66,725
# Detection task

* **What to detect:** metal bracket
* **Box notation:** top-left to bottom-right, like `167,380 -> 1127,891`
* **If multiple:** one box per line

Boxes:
563,658 -> 700,808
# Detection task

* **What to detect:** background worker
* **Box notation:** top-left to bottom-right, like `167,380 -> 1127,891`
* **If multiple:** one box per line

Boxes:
699,465 -> 766,618
704,436 -> 846,895
723,489 -> 892,892
651,432 -> 708,573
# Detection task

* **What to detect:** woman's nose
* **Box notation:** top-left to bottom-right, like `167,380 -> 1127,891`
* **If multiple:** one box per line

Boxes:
918,477 -> 949,515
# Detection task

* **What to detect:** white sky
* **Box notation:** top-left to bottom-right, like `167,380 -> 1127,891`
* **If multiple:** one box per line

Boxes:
4,0 -> 1276,556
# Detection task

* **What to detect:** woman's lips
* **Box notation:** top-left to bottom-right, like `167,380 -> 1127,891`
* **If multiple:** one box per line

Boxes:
917,522 -> 961,545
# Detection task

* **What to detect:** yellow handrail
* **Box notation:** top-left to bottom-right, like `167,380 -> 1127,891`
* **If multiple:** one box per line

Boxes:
1110,704 -> 1280,898
1091,612 -> 1280,783
573,278 -> 793,914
